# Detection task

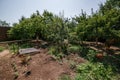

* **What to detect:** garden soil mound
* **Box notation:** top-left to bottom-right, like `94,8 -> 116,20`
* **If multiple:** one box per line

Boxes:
0,48 -> 85,80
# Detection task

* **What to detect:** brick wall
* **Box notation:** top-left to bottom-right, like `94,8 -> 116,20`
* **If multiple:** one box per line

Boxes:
0,26 -> 11,41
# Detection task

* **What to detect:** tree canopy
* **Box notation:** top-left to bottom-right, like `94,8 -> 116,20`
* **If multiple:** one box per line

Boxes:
8,0 -> 120,44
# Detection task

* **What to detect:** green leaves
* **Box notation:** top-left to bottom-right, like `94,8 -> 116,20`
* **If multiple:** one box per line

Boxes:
75,62 -> 115,80
8,0 -> 120,46
76,0 -> 120,42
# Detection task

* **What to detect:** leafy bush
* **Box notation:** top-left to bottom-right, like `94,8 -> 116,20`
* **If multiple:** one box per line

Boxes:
0,46 -> 4,52
75,62 -> 117,80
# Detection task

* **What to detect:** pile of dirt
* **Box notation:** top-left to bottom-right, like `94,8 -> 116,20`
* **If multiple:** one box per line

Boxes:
0,48 -> 86,80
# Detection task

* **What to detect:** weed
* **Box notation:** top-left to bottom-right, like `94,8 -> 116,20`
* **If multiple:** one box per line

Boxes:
19,55 -> 31,65
59,74 -> 71,80
48,46 -> 58,56
69,60 -> 77,70
14,72 -> 19,80
11,62 -> 17,72
11,62 -> 19,80
9,43 -> 19,54
48,46 -> 64,60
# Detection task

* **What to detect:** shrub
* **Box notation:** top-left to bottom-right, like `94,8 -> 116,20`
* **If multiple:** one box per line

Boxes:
75,62 -> 116,80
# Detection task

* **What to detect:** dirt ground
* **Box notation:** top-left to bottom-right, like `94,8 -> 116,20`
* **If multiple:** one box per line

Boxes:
0,41 -> 119,80
0,48 -> 85,80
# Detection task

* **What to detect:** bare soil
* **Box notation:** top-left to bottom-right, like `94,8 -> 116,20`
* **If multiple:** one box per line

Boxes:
0,48 -> 85,80
0,50 -> 9,58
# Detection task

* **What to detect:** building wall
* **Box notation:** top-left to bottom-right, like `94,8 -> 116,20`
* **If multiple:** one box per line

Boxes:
0,26 -> 11,41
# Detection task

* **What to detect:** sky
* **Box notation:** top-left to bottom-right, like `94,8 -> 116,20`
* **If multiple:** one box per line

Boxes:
0,0 -> 106,25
